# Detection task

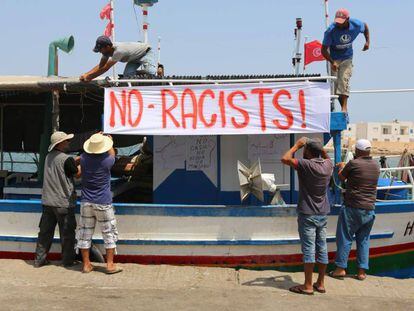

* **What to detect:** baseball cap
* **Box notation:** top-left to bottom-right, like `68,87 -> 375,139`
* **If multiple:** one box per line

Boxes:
93,35 -> 112,53
334,8 -> 350,24
355,139 -> 372,151
306,139 -> 323,157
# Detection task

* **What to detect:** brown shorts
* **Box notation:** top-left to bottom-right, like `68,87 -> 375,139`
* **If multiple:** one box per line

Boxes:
332,58 -> 353,97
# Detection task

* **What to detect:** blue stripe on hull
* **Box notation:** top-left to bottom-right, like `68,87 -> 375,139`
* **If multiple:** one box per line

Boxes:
0,231 -> 394,246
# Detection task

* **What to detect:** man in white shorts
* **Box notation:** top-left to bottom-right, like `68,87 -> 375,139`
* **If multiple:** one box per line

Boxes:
77,133 -> 122,274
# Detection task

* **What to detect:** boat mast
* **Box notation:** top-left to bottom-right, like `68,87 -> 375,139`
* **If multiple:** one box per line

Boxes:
292,18 -> 303,76
323,0 -> 331,77
157,36 -> 161,65
110,0 -> 116,78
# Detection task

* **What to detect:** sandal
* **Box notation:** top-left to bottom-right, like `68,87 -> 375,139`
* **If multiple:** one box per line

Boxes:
289,285 -> 314,295
355,274 -> 366,281
313,283 -> 326,294
106,267 -> 123,275
328,271 -> 345,280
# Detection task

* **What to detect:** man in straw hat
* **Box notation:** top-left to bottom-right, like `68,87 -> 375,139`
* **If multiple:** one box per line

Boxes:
34,131 -> 80,267
76,133 -> 122,274
330,139 -> 380,281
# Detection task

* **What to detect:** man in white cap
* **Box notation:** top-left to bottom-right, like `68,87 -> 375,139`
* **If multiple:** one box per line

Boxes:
330,139 -> 380,281
76,133 -> 122,274
34,131 -> 80,267
322,8 -> 370,113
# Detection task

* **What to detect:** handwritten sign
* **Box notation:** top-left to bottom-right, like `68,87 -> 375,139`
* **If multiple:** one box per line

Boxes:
248,134 -> 290,161
186,136 -> 216,171
154,136 -> 186,170
104,82 -> 330,135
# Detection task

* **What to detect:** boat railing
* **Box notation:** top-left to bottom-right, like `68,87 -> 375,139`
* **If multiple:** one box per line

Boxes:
377,166 -> 414,201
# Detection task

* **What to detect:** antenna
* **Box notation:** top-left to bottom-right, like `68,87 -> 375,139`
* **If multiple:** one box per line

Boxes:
157,36 -> 161,65
134,0 -> 158,44
237,159 -> 288,205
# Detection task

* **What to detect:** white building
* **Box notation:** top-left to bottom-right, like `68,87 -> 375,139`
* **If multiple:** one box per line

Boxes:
343,120 -> 414,143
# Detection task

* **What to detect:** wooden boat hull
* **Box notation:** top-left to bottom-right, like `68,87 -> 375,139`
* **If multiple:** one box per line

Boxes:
1,200 -> 413,277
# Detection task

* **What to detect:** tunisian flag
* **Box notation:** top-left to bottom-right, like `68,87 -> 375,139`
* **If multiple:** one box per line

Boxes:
304,40 -> 325,67
104,22 -> 114,37
100,3 -> 111,20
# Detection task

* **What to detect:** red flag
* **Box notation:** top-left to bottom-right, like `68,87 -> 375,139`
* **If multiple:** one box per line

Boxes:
104,22 -> 114,37
304,40 -> 325,66
100,3 -> 111,20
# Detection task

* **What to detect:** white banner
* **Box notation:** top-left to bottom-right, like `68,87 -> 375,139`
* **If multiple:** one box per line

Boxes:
104,82 -> 330,135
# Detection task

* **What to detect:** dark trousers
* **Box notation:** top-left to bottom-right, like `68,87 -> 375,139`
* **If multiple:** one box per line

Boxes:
34,205 -> 76,265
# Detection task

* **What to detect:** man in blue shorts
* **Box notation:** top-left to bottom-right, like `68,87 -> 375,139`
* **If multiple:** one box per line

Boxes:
322,8 -> 370,113
282,137 -> 333,295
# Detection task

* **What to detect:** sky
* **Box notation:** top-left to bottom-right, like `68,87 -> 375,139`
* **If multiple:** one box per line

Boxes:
0,0 -> 413,123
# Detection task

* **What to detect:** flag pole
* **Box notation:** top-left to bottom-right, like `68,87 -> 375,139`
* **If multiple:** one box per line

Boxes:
323,0 -> 335,111
110,0 -> 116,79
303,36 -> 308,74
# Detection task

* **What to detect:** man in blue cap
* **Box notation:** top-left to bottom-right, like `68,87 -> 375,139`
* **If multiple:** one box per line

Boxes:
80,36 -> 154,81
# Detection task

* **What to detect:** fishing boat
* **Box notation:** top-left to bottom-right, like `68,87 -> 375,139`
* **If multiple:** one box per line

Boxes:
0,1 -> 413,279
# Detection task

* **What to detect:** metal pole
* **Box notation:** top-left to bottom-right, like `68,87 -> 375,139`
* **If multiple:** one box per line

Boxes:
323,0 -> 334,111
110,0 -> 116,79
303,36 -> 308,74
142,4 -> 149,44
294,18 -> 303,76
157,36 -> 161,65
289,134 -> 295,203
0,102 -> 3,170
108,75 -> 337,84
332,130 -> 342,204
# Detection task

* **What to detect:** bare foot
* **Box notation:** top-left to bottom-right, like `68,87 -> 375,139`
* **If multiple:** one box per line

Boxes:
82,264 -> 95,273
356,269 -> 367,281
329,268 -> 347,279
289,285 -> 314,295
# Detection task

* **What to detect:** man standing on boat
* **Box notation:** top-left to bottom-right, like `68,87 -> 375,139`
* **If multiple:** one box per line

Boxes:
34,131 -> 80,268
281,137 -> 333,295
322,8 -> 370,113
330,139 -> 380,281
76,133 -> 122,274
79,35 -> 154,81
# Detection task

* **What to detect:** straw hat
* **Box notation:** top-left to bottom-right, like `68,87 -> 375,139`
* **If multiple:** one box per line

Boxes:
48,131 -> 74,152
83,133 -> 113,154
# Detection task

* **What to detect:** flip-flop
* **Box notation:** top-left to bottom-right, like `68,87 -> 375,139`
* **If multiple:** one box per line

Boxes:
313,284 -> 326,294
289,285 -> 314,295
82,265 -> 96,274
355,274 -> 367,281
106,267 -> 123,275
328,271 -> 345,280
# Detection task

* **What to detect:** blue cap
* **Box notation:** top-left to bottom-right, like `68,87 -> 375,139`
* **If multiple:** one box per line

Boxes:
93,36 -> 112,53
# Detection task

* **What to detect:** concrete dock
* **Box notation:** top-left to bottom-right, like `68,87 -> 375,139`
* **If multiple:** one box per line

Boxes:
0,259 -> 413,311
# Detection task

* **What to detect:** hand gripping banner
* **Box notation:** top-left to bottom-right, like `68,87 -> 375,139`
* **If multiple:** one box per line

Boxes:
104,82 -> 331,135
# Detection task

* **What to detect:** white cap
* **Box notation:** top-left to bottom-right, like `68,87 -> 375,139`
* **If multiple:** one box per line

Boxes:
355,139 -> 372,151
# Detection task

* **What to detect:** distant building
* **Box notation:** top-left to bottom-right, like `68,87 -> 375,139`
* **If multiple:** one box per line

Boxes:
343,120 -> 414,143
